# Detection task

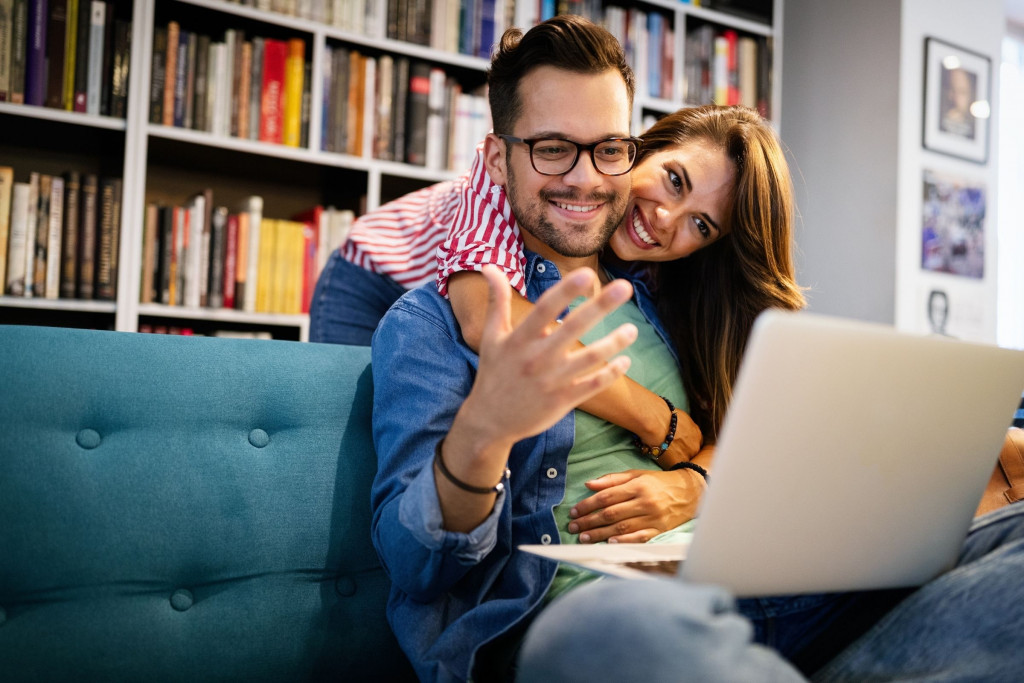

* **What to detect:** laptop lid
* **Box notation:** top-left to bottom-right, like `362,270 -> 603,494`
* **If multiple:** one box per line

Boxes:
523,311 -> 1024,597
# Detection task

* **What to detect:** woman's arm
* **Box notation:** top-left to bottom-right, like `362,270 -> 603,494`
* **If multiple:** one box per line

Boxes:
448,271 -> 703,464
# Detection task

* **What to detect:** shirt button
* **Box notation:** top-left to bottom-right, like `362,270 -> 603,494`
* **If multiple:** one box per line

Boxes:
546,467 -> 558,479
540,534 -> 552,545
536,263 -> 546,273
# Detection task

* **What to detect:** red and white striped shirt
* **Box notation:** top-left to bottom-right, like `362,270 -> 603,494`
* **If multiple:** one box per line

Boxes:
342,143 -> 528,297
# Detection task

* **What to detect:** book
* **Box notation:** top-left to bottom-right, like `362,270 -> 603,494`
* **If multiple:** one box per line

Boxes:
140,201 -> 157,303
0,0 -> 14,102
197,187 -> 212,306
94,175 -> 118,300
425,66 -> 447,170
222,211 -> 237,309
23,0 -> 46,106
172,27 -> 188,127
405,61 -> 430,166
181,30 -> 196,128
0,165 -> 12,291
255,217 -> 275,312
97,0 -> 111,115
59,170 -> 79,298
108,18 -> 129,117
44,174 -> 63,298
207,205 -> 226,308
228,28 -> 241,137
156,204 -> 172,303
282,37 -> 304,147
240,195 -> 262,312
148,24 -> 165,123
359,56 -> 374,157
76,172 -> 96,298
328,45 -> 349,153
247,36 -> 262,141
184,192 -> 204,308
8,0 -> 28,103
162,19 -> 177,125
233,207 -> 248,310
61,0 -> 77,109
390,55 -> 408,163
192,33 -> 209,131
345,50 -> 364,156
32,174 -> 51,297
236,39 -> 251,139
259,37 -> 286,143
4,182 -> 30,295
44,0 -> 67,109
71,0 -> 89,110
85,0 -> 104,115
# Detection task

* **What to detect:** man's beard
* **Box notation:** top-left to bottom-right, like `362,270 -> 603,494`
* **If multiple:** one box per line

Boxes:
505,162 -> 627,259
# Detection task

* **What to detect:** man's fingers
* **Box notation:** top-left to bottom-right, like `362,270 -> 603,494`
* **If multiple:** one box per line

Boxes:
508,268 -> 601,341
551,278 -> 633,348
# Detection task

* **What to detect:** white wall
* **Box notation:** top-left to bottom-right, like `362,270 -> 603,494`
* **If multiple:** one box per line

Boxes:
781,0 -> 1005,342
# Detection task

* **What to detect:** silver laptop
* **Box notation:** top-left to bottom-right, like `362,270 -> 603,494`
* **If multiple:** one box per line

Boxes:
523,310 -> 1024,597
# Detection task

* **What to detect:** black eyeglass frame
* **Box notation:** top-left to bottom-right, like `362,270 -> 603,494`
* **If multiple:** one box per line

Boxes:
496,134 -> 642,177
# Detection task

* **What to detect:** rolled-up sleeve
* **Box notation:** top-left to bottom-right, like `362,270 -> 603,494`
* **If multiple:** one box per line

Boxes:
369,290 -> 504,602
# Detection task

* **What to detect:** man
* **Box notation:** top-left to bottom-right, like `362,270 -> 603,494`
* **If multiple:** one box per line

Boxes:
370,16 -> 703,681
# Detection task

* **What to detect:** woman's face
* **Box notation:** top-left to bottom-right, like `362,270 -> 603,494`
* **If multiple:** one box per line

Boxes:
607,139 -> 735,262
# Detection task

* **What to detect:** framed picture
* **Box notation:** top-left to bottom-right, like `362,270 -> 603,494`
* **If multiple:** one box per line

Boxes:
921,169 -> 986,279
922,37 -> 992,163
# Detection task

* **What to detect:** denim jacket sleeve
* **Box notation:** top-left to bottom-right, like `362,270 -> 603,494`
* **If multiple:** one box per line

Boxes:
369,287 -> 506,603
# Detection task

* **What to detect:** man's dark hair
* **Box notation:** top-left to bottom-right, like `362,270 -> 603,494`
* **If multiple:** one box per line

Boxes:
487,15 -> 635,135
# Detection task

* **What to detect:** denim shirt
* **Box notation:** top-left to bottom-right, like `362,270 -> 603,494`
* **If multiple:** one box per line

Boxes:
369,251 -> 675,682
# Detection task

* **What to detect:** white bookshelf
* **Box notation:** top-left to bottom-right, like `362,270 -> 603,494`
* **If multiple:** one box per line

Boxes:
1,0 -> 782,341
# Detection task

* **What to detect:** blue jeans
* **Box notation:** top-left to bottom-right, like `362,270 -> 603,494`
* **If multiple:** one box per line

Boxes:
518,502 -> 1024,682
309,251 -> 408,346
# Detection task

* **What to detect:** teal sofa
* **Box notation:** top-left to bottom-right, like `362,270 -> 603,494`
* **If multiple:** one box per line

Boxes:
0,325 -> 414,681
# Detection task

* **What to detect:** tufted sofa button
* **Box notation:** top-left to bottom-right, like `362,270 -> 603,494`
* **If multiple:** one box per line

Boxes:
335,577 -> 357,597
75,429 -> 101,449
170,589 -> 194,611
248,429 -> 270,448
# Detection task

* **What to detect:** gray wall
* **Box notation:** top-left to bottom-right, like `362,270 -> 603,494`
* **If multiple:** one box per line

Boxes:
780,0 -> 903,323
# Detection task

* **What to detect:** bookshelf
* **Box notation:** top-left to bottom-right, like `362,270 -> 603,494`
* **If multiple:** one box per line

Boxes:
0,0 -> 782,341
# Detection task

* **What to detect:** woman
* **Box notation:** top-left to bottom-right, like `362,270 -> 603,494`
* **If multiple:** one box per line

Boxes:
312,105 -> 803,539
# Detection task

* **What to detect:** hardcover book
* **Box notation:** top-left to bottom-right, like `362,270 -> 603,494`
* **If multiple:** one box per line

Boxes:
0,165 -> 12,290
59,170 -> 80,298
4,181 -> 30,295
44,173 -> 64,298
76,172 -> 97,298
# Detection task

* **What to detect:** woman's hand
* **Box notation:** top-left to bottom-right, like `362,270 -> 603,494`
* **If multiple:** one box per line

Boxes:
566,469 -> 706,544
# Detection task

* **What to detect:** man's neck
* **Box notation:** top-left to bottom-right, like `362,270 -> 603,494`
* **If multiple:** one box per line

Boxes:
522,238 -> 604,283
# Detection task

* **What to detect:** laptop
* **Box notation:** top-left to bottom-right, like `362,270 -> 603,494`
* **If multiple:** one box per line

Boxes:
522,310 -> 1024,597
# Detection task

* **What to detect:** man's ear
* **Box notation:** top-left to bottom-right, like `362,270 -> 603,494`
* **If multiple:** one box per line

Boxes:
483,133 -> 508,186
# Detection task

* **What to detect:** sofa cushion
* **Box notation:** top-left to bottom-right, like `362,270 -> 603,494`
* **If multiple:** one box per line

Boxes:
0,326 -> 413,681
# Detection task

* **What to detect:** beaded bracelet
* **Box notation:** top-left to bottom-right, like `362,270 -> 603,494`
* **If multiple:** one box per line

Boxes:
669,460 -> 710,484
631,396 -> 678,461
434,440 -> 510,495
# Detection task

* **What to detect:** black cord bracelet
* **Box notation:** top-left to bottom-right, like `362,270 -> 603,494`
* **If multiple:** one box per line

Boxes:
669,460 -> 709,484
631,396 -> 678,461
434,440 -> 510,495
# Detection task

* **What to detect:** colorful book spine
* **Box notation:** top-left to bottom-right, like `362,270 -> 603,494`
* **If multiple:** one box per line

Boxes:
8,0 -> 28,103
282,37 -> 304,147
258,37 -> 286,144
0,165 -> 12,290
23,0 -> 46,106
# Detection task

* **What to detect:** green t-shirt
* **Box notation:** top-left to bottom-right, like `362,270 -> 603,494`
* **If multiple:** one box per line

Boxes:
545,296 -> 691,601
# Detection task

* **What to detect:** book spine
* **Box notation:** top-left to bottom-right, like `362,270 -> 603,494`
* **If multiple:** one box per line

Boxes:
258,38 -> 285,143
148,25 -> 165,122
282,37 -> 304,147
172,27 -> 187,127
0,0 -> 14,102
192,33 -> 209,131
0,165 -> 12,290
157,204 -> 171,303
233,209 -> 248,310
23,0 -> 46,106
424,66 -> 446,171
197,188 -> 211,306
242,195 -> 261,312
207,205 -> 226,308
161,18 -> 177,125
59,169 -> 79,298
222,211 -> 237,309
5,182 -> 30,295
109,18 -> 128,117
237,39 -> 251,139
8,0 -> 28,103
140,201 -> 156,303
97,0 -> 110,114
44,0 -> 66,108
85,0 -> 103,115
94,175 -> 115,300
184,192 -> 203,308
182,31 -> 196,129
405,61 -> 430,166
61,0 -> 76,109
71,0 -> 87,110
44,173 -> 63,298
76,172 -> 96,298
229,28 -> 241,137
247,36 -> 262,141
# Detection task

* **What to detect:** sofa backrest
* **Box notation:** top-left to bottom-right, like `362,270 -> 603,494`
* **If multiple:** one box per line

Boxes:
0,326 -> 414,681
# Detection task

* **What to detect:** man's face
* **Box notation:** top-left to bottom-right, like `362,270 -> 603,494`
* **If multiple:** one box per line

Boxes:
486,66 -> 632,269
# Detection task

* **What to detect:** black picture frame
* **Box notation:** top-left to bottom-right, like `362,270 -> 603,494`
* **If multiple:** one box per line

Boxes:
922,37 -> 992,164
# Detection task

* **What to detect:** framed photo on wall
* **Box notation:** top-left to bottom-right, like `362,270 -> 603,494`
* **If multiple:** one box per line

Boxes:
922,37 -> 992,163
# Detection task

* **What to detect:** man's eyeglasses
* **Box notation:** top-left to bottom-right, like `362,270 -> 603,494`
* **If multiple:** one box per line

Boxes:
497,135 -> 641,176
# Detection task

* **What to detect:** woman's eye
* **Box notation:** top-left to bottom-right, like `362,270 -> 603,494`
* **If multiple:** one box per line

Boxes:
668,170 -> 682,191
695,217 -> 711,238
